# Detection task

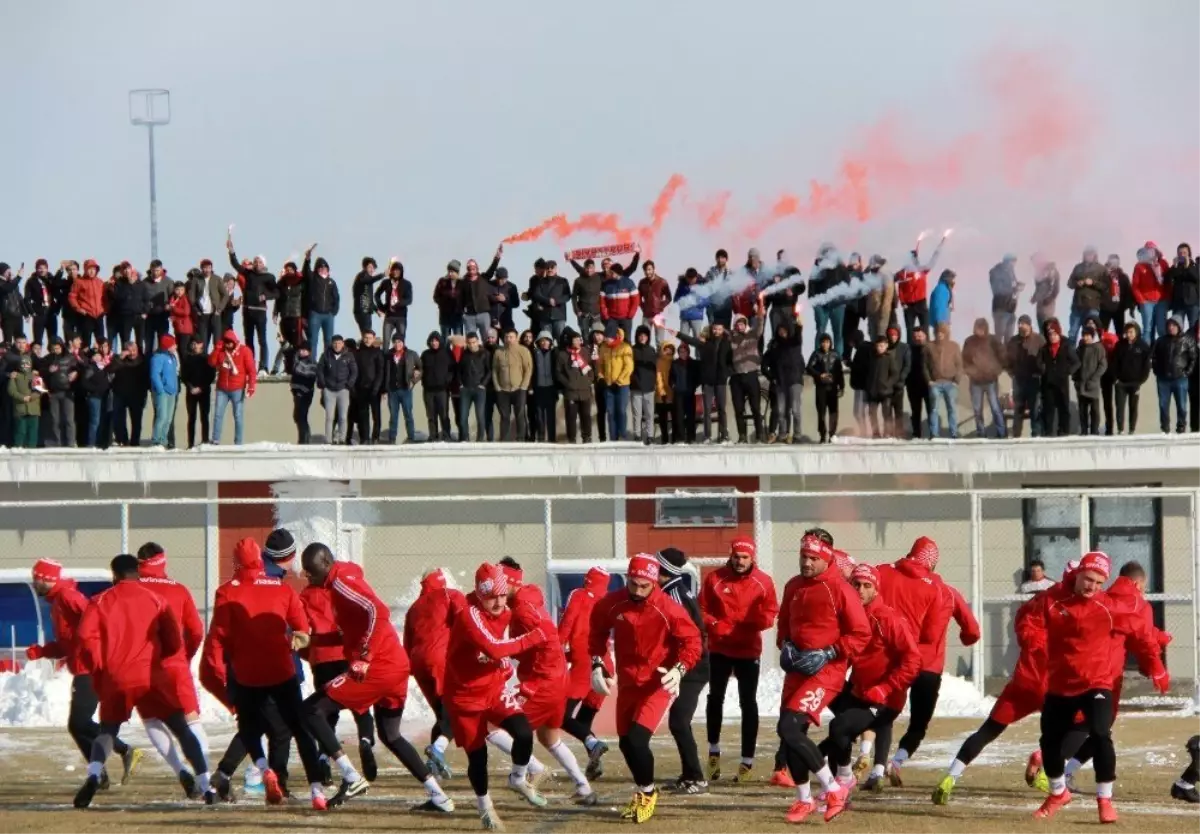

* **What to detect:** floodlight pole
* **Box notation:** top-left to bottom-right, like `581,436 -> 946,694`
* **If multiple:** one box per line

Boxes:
148,124 -> 159,260
129,89 -> 171,261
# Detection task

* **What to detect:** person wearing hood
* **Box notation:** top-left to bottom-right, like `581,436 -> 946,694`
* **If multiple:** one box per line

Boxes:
1035,320 -> 1079,437
673,268 -> 708,340
351,330 -> 385,444
208,329 -> 256,445
1099,255 -> 1134,335
351,257 -> 385,337
763,321 -> 806,443
988,255 -> 1022,342
928,270 -> 956,335
39,339 -> 78,447
1005,315 -> 1044,438
962,318 -> 1007,438
653,341 -> 677,444
922,323 -> 963,439
1110,321 -> 1150,434
414,331 -> 450,441
1132,241 -> 1171,344
110,341 -> 149,447
314,334 -> 355,443
298,244 -> 340,357
806,333 -> 844,443
368,259 -> 412,347
149,335 -> 180,448
629,325 -> 658,444
527,330 -> 557,442
588,324 -> 610,441
864,336 -> 899,438
227,233 -> 278,374
461,247 -> 504,340
1073,326 -> 1107,435
1066,247 -> 1110,342
7,353 -> 41,447
1028,254 -> 1061,333
1152,315 -> 1197,433
885,327 -> 911,438
1166,243 -> 1199,331
729,296 -> 766,443
492,327 -> 533,442
598,322 -> 634,441
847,331 -> 871,434
178,337 -> 214,448
554,329 -> 593,443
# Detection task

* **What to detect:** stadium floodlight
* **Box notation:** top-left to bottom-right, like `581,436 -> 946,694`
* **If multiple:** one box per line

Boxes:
129,89 -> 171,261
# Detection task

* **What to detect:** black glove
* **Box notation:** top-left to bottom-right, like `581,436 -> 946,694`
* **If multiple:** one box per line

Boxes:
794,646 -> 838,677
780,640 -> 805,674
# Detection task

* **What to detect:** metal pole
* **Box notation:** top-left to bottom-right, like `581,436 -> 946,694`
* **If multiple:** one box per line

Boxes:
543,498 -> 553,574
970,491 -> 984,694
120,502 -> 130,554
1192,490 -> 1199,709
148,124 -> 158,260
1079,493 -> 1090,557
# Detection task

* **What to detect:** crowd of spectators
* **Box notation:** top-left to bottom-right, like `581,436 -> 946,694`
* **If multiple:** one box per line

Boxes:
0,236 -> 1196,448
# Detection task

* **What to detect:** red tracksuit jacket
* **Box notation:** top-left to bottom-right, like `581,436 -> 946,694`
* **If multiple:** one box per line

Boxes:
587,585 -> 702,688
896,268 -> 930,306
326,561 -> 406,669
41,579 -> 90,675
300,585 -> 347,667
700,564 -> 780,659
444,594 -> 546,712
1104,576 -> 1171,682
778,567 -> 871,659
1132,258 -> 1171,305
1010,584 -> 1055,695
402,570 -> 467,677
926,582 -> 981,674
77,580 -> 182,693
510,585 -> 567,691
878,559 -> 954,673
848,596 -> 921,709
137,560 -> 204,669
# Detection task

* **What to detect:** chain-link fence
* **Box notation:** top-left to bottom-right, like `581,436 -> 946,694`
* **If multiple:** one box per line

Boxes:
0,487 -> 1194,706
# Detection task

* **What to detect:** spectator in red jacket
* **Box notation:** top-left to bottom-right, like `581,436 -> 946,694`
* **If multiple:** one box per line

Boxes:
402,567 -> 466,779
638,260 -> 672,346
588,553 -> 702,824
298,543 -> 451,813
817,564 -> 919,797
558,566 -> 612,779
442,562 -> 548,830
73,554 -> 210,808
599,245 -> 642,336
1028,551 -> 1168,823
1132,241 -> 1172,344
207,329 -> 256,445
776,532 -> 870,824
68,259 -> 108,346
134,543 -> 207,797
699,536 -> 779,782
167,282 -> 194,354
26,559 -> 137,784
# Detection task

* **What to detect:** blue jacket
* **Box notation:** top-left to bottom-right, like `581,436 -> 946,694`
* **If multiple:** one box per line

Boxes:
148,350 -> 180,395
673,281 -> 708,322
929,276 -> 954,328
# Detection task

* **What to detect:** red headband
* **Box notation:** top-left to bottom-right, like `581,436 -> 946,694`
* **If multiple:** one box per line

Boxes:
1078,551 -> 1111,581
850,563 -> 881,588
800,534 -> 834,563
730,536 -> 757,559
907,536 -> 940,569
628,553 -> 660,582
475,563 -> 509,598
32,558 -> 62,583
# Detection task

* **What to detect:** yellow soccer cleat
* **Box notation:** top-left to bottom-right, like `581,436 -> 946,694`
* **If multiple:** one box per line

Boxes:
632,790 -> 658,824
852,755 -> 871,782
734,762 -> 753,783
621,792 -> 639,821
1031,769 -> 1050,794
932,775 -> 955,805
708,754 -> 721,781
121,748 -> 144,785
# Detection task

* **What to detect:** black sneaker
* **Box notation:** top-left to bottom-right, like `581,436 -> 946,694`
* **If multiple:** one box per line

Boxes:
214,770 -> 233,803
1172,782 -> 1199,804
668,778 -> 708,795
179,769 -> 200,799
97,768 -> 110,791
328,777 -> 370,808
319,758 -> 334,787
359,739 -> 378,782
204,789 -> 219,806
74,775 -> 100,809
585,740 -> 609,780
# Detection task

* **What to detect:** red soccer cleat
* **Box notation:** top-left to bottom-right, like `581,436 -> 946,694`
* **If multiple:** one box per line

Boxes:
785,799 -> 816,824
770,768 -> 797,788
824,785 -> 849,822
1097,797 -> 1118,824
312,792 -> 328,812
1024,750 -> 1043,787
262,769 -> 284,806
1033,789 -> 1072,820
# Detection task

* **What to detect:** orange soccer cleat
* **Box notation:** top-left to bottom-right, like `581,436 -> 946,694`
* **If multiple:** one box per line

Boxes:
824,785 -> 849,822
262,769 -> 285,806
770,768 -> 797,788
1033,789 -> 1072,820
785,799 -> 816,824
1024,749 -> 1044,787
1097,797 -> 1118,824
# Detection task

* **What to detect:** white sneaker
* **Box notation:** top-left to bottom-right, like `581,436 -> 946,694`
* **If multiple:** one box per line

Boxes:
508,773 -> 548,807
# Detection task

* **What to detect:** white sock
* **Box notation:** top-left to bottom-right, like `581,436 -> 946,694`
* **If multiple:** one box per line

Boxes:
423,776 -> 447,801
871,764 -> 885,777
1050,775 -> 1067,796
311,782 -> 324,799
549,740 -> 589,789
1177,779 -> 1196,790
796,782 -> 812,802
245,764 -> 263,786
637,783 -> 655,794
741,756 -> 754,767
528,755 -> 546,775
1064,757 -> 1082,777
433,736 -> 449,754
836,764 -> 852,779
143,718 -> 186,775
87,761 -> 104,779
584,735 -> 600,753
859,739 -> 873,758
335,753 -> 361,782
476,793 -> 492,811
1096,781 -> 1113,799
512,763 -> 528,779
187,720 -> 209,762
709,743 -> 721,755
254,757 -> 269,772
487,729 -> 515,755
948,759 -> 966,779
197,771 -> 211,793
319,753 -> 329,763
814,764 -> 837,791
892,748 -> 910,767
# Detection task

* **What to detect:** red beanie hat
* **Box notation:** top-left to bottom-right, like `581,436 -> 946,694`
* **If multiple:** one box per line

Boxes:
730,536 -> 756,559
628,553 -> 660,582
500,562 -> 523,589
1078,551 -> 1111,581
32,558 -> 63,583
800,533 -> 834,563
584,566 -> 610,592
1062,559 -> 1081,581
907,536 -> 940,569
850,563 -> 881,589
475,563 -> 509,599
159,335 -> 176,351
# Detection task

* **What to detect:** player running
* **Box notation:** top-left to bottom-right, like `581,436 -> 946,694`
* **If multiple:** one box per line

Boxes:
700,536 -> 778,784
1173,736 -> 1200,804
557,565 -> 613,779
589,553 -> 702,824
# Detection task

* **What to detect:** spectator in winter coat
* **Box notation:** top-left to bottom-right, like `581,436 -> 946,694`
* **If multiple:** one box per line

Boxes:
928,270 -> 956,334
208,329 -> 256,445
896,237 -> 946,342
373,261 -> 413,347
988,255 -> 1022,342
597,324 -> 633,442
272,261 -> 305,353
809,245 -> 847,355
1098,325 -> 1119,435
1005,315 -> 1044,438
599,254 -> 641,338
220,272 -> 242,334
316,334 -> 358,444
351,258 -> 385,337
554,331 -> 593,443
180,338 -> 215,448
1110,322 -> 1150,434
567,256 -> 604,338
667,342 -> 699,444
848,331 -> 871,433
81,342 -> 114,447
455,331 -> 491,442
1066,247 -> 1110,341
961,318 -> 1007,438
629,325 -> 658,444
805,333 -> 844,443
864,336 -> 899,438
1035,320 -> 1079,437
141,261 -> 172,356
865,255 -> 897,343
302,248 -> 340,357
763,322 -> 806,443
527,260 -> 570,343
529,331 -> 559,442
885,327 -> 911,437
350,330 -> 385,444
674,269 -> 708,340
1100,255 -> 1135,335
6,355 -> 40,448
0,263 -> 27,345
729,298 -> 766,444
166,282 -> 194,355
488,267 -> 520,333
188,259 -> 225,352
227,237 -> 278,372
433,261 -> 464,341
1132,242 -> 1171,344
148,335 -> 180,448
1166,243 -> 1199,330
923,322 -> 963,439
653,342 -> 677,444
1152,315 -> 1197,433
1192,321 -> 1200,433
23,259 -> 56,347
638,262 -> 672,346
461,249 -> 504,340
669,322 -> 732,443
491,329 -> 532,442
108,270 -> 147,352
110,342 -> 149,446
1073,327 -> 1107,435
702,249 -> 735,330
1029,254 -> 1061,333
39,340 -> 77,447
587,324 -> 610,441
383,334 -> 421,444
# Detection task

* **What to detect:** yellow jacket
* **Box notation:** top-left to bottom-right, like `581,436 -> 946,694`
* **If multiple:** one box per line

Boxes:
655,343 -> 676,403
598,330 -> 634,387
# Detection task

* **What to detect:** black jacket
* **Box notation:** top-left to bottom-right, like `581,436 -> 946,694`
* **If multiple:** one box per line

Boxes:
374,276 -> 413,318
806,347 -> 845,391
22,275 -> 54,317
1167,258 -> 1200,311
180,352 -> 216,391
670,357 -> 701,393
660,575 -> 709,682
384,348 -> 421,392
530,276 -> 572,323
353,344 -> 384,395
488,281 -> 519,330
290,354 -> 318,396
353,270 -> 384,317
849,343 -> 871,391
229,252 -> 278,310
110,280 -> 147,317
677,332 -> 734,386
570,268 -> 603,317
907,341 -> 930,389
110,355 -> 149,401
630,336 -> 658,394
554,348 -> 592,397
420,334 -> 454,391
1005,332 -> 1044,383
303,257 -> 340,316
763,331 -> 806,387
1152,329 -> 1198,381
39,353 -> 77,393
460,257 -> 501,316
316,347 -> 358,392
887,341 -> 911,394
143,278 -> 171,316
1110,334 -> 1152,385
1036,340 -> 1081,388
865,349 -> 900,399
1101,268 -> 1135,315
81,359 -> 113,397
456,346 -> 492,391
274,273 -> 305,320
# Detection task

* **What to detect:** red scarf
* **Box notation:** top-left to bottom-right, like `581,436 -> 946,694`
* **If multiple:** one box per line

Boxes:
569,347 -> 589,372
1049,341 -> 1061,358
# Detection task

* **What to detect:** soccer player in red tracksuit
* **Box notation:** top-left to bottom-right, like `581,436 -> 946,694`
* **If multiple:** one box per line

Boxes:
201,538 -> 324,807
500,560 -> 597,805
817,564 -> 920,798
700,535 -> 779,783
26,559 -> 139,789
558,565 -> 613,778
298,543 -> 453,813
588,553 -> 702,825
1026,551 -> 1168,824
444,562 -> 550,831
135,542 -> 208,799
73,554 -> 212,808
776,532 -> 870,824
877,536 -> 981,787
403,566 -> 467,779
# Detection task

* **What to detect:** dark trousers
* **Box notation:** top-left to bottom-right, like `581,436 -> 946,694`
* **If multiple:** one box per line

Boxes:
594,382 -> 608,441
45,391 -> 76,447
217,692 -> 292,782
1,314 -> 23,342
278,315 -> 304,350
354,311 -> 373,337
458,388 -> 486,441
563,394 -> 592,442
777,709 -> 824,783
531,387 -> 558,442
669,676 -> 707,782
815,384 -> 839,440
954,717 -> 1008,766
483,389 -> 497,441
381,316 -> 406,348
707,653 -> 760,760
243,309 -> 269,370
672,390 -> 697,443
424,390 -> 451,440
144,312 -> 169,355
889,388 -> 905,436
1011,376 -> 1040,438
1113,382 -> 1139,433
1100,377 -> 1115,435
193,314 -> 212,353
1040,384 -> 1071,437
907,384 -> 928,438
32,313 -> 59,347
112,314 -> 144,351
234,677 -> 321,785
68,675 -> 129,761
1077,393 -> 1100,435
77,315 -> 105,348
1040,689 -> 1116,783
655,402 -> 676,443
896,670 -> 941,757
353,391 -> 382,443
111,393 -> 145,446
818,692 -> 883,769
903,300 -> 929,342
730,371 -> 764,441
866,396 -> 893,437
185,389 -> 211,448
562,698 -> 599,746
496,390 -> 527,442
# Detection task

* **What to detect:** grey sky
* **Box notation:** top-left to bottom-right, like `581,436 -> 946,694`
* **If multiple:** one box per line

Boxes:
3,0 -> 1197,340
